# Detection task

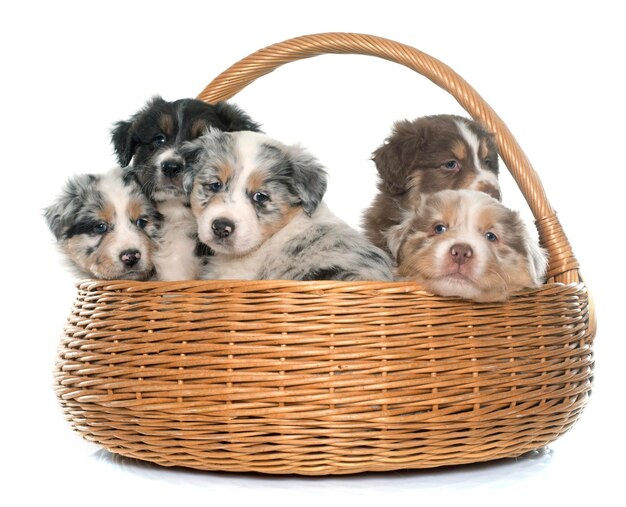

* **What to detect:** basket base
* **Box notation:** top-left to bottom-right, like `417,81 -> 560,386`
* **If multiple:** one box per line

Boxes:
55,280 -> 594,475
60,398 -> 588,475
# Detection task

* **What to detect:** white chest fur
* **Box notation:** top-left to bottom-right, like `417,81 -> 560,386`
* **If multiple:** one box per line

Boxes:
153,199 -> 202,280
203,253 -> 263,280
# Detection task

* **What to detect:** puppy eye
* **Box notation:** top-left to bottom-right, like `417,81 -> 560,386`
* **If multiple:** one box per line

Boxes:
93,223 -> 108,234
135,218 -> 148,229
484,158 -> 495,169
434,224 -> 447,234
441,160 -> 460,171
152,135 -> 166,146
485,231 -> 498,242
206,181 -> 222,192
252,192 -> 270,205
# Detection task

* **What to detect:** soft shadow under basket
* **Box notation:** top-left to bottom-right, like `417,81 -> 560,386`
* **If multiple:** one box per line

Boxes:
55,33 -> 596,475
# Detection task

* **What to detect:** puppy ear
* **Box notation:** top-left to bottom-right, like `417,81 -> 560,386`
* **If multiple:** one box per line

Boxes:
111,120 -> 137,167
525,236 -> 549,287
286,145 -> 328,216
121,165 -> 138,186
180,140 -> 204,194
44,174 -> 96,240
384,220 -> 410,261
111,96 -> 167,167
372,119 -> 427,195
214,101 -> 263,133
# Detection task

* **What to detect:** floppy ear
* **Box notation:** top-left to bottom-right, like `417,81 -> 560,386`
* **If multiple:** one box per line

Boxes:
180,140 -> 205,195
44,198 -> 67,240
384,220 -> 410,261
372,119 -> 427,195
111,120 -> 136,167
214,101 -> 263,133
286,145 -> 328,216
111,96 -> 168,167
44,174 -> 96,240
525,235 -> 549,287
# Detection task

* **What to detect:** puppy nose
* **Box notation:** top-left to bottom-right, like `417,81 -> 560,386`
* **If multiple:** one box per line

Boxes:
450,243 -> 473,265
212,218 -> 235,238
161,160 -> 182,179
120,249 -> 141,267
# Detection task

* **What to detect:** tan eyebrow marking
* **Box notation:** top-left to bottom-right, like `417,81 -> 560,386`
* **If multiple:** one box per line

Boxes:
451,140 -> 467,161
158,114 -> 174,136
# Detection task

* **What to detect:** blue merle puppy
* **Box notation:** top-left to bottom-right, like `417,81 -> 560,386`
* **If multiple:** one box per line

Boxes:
181,129 -> 394,281
44,167 -> 161,280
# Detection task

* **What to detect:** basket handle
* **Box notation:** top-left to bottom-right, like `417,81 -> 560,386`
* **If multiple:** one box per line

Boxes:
197,32 -> 580,285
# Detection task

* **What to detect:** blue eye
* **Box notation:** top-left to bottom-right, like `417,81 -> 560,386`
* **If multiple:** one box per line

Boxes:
94,223 -> 108,234
252,192 -> 270,205
485,231 -> 498,242
152,135 -> 166,146
207,181 -> 222,192
135,218 -> 148,229
434,224 -> 447,234
442,160 -> 460,170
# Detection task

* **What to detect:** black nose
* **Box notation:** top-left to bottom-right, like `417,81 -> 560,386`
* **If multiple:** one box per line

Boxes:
162,160 -> 182,179
120,249 -> 141,267
450,243 -> 473,265
212,218 -> 235,239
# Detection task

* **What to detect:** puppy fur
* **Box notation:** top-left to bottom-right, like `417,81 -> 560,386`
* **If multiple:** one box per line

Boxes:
363,115 -> 501,253
44,167 -> 160,280
387,189 -> 547,302
182,129 -> 394,281
111,96 -> 261,280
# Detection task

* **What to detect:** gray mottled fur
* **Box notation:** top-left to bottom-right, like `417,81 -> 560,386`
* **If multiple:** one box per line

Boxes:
255,204 -> 394,281
185,130 -> 394,281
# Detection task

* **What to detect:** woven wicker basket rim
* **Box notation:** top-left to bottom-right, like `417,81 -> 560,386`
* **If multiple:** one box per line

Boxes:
75,278 -> 584,295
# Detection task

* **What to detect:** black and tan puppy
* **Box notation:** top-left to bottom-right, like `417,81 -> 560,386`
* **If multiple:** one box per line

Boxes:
362,115 -> 501,254
111,96 -> 261,280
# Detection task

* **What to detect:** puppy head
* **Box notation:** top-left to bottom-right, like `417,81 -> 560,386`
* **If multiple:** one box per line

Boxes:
372,115 -> 501,200
182,129 -> 327,256
44,168 -> 161,280
387,189 -> 548,302
111,96 -> 261,201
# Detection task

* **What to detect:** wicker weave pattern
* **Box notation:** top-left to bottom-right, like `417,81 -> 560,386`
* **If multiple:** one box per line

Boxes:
56,280 -> 593,475
54,33 -> 596,475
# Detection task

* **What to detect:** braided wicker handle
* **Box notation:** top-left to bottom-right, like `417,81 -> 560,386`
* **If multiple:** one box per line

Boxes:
197,32 -> 579,284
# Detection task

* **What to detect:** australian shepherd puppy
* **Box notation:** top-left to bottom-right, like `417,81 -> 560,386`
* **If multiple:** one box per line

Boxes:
181,129 -> 394,281
44,167 -> 160,280
362,114 -> 502,253
111,96 -> 261,280
386,189 -> 548,302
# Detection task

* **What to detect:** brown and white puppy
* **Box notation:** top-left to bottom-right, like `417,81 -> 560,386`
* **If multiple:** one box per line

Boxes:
44,167 -> 161,280
362,115 -> 501,253
111,96 -> 262,280
387,190 -> 547,302
182,129 -> 394,281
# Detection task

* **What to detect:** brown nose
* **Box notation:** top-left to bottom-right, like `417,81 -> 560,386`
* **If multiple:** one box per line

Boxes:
450,243 -> 473,265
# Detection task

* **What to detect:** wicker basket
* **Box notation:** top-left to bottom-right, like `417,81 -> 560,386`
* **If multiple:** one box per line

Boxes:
55,33 -> 595,476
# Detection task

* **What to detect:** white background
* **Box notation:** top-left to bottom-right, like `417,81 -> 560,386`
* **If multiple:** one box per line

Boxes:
2,0 -> 623,505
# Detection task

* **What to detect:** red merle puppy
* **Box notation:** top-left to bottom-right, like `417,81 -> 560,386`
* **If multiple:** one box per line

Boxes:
362,114 -> 501,255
